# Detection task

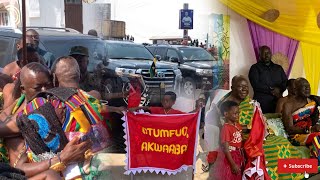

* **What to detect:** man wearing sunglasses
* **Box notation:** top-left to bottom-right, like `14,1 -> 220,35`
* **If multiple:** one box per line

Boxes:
26,29 -> 55,68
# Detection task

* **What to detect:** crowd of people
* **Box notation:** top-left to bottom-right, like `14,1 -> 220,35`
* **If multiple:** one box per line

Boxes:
0,29 -> 132,179
0,27 -> 318,180
0,28 -> 206,179
203,45 -> 320,179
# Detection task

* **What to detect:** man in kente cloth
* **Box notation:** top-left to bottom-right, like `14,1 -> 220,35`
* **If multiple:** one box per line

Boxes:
208,75 -> 304,180
0,63 -> 90,179
17,56 -> 124,179
282,78 -> 320,161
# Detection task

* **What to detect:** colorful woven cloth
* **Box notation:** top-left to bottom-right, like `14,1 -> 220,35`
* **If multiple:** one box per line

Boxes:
289,101 -> 320,146
51,89 -> 103,133
0,139 -> 8,163
263,135 -> 304,180
239,96 -> 254,129
218,93 -> 305,179
0,94 -> 26,163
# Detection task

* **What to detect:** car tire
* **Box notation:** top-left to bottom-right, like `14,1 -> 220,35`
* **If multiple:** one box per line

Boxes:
182,77 -> 196,98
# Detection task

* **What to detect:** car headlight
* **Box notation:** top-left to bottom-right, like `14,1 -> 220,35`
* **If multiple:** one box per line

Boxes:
115,68 -> 136,76
196,69 -> 212,76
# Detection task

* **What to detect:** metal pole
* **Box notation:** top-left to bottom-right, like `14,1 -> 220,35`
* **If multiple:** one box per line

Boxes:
22,0 -> 26,64
183,3 -> 188,42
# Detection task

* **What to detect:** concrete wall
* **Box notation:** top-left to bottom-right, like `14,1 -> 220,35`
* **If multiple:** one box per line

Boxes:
26,0 -> 65,28
205,0 -> 256,102
82,0 -> 112,37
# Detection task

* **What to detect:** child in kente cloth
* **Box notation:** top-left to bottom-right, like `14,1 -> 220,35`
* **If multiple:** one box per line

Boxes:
210,101 -> 245,180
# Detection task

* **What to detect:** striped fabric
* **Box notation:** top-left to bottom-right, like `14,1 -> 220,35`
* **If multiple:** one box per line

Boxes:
217,93 -> 312,179
239,96 -> 254,129
0,139 -> 8,163
51,89 -> 103,133
12,94 -> 25,115
263,135 -> 304,180
19,97 -> 47,116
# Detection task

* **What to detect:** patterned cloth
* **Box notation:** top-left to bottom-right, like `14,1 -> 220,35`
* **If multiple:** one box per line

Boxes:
0,92 -> 8,163
217,93 -> 304,180
289,101 -> 320,146
263,135 -> 304,180
17,88 -> 111,179
238,96 -> 254,129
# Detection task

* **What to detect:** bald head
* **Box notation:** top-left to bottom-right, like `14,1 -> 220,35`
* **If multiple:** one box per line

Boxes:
231,75 -> 247,87
88,29 -> 98,37
231,75 -> 249,100
20,62 -> 52,100
294,77 -> 311,97
51,56 -> 80,86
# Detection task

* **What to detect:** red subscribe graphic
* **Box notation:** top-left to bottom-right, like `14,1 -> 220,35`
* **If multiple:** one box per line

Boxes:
278,159 -> 318,173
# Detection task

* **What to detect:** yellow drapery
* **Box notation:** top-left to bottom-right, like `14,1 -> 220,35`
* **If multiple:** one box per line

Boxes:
218,0 -> 320,45
300,42 -> 320,95
219,0 -> 320,93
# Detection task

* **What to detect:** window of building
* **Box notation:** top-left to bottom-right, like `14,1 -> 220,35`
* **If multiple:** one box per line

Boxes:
0,11 -> 9,26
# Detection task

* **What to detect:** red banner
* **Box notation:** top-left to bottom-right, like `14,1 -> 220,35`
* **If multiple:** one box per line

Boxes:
123,111 -> 201,175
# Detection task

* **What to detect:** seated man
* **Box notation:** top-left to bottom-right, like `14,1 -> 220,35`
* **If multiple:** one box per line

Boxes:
282,78 -> 320,150
207,75 -> 304,180
2,37 -> 35,79
0,63 -> 90,179
276,78 -> 296,113
2,46 -> 45,109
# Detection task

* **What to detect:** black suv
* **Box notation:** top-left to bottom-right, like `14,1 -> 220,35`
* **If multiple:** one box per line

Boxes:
146,44 -> 217,97
0,28 -> 181,107
102,40 -> 182,106
0,27 -> 106,72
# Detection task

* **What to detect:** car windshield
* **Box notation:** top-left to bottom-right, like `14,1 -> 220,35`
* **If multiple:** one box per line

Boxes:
179,47 -> 215,61
106,42 -> 154,60
42,38 -> 107,72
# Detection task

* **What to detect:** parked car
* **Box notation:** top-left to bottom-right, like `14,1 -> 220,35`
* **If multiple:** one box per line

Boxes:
0,28 -> 22,68
0,28 -> 182,106
103,40 -> 182,106
0,27 -> 106,71
146,44 -> 217,97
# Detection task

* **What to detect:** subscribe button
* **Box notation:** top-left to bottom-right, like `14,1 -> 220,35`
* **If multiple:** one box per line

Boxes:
278,159 -> 318,173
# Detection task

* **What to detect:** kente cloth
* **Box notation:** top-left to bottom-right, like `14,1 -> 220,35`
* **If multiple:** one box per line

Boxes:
0,94 -> 27,163
0,139 -> 8,163
16,88 -> 111,179
219,93 -> 303,179
263,135 -> 304,180
289,101 -> 320,146
239,96 -> 254,128
0,92 -> 8,163
51,89 -> 103,133
216,92 -> 254,129
16,98 -> 69,155
210,148 -> 245,180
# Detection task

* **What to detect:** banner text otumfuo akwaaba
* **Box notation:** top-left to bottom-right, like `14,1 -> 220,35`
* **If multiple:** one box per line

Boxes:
141,127 -> 189,155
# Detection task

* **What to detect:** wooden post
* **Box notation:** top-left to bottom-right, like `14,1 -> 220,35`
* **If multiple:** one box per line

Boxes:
22,0 -> 27,63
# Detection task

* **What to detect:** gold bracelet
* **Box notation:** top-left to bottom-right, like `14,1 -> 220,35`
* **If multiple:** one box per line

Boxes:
50,162 -> 66,172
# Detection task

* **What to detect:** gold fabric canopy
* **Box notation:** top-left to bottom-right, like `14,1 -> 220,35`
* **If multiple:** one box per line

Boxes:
219,0 -> 320,45
219,0 -> 320,94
